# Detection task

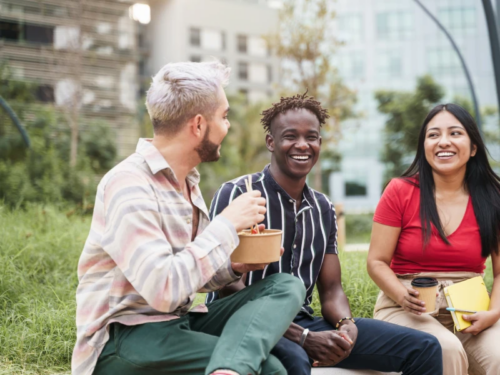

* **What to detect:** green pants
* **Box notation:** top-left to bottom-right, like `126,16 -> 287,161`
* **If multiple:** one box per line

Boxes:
93,273 -> 305,375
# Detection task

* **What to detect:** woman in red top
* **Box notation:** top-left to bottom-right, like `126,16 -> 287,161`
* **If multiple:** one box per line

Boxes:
367,103 -> 500,375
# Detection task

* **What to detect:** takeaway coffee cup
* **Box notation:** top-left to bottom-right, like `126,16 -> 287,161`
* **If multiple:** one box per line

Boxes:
411,277 -> 439,313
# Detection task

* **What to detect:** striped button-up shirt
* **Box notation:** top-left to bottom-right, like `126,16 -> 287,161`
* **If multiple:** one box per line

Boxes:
72,139 -> 239,375
206,165 -> 338,310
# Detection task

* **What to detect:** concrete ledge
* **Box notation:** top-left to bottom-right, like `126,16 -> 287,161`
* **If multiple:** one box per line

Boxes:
312,369 -> 400,375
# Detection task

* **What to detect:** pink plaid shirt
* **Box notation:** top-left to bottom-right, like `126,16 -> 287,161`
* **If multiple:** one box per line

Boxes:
72,139 -> 240,375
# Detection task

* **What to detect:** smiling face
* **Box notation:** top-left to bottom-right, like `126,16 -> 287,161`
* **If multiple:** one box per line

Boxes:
424,110 -> 477,176
266,108 -> 321,180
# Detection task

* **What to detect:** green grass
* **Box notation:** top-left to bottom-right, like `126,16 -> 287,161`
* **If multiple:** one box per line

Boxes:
0,205 -> 88,374
0,205 -> 494,374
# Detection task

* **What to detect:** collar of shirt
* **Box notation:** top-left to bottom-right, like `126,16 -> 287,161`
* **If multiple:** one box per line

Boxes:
262,164 -> 314,214
135,138 -> 200,186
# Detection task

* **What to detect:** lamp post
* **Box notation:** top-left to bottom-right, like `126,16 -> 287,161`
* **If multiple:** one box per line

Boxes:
0,96 -> 30,148
482,0 -> 500,118
413,0 -> 482,130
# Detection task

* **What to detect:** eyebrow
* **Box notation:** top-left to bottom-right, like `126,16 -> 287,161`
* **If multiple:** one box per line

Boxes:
225,107 -> 230,113
426,125 -> 464,132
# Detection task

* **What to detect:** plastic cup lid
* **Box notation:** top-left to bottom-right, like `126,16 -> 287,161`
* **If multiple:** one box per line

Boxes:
411,277 -> 438,287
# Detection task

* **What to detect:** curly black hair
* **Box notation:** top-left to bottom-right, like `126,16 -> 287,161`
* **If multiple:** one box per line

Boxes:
260,91 -> 329,134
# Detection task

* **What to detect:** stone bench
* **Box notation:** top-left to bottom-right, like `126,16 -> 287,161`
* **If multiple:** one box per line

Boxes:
312,369 -> 400,375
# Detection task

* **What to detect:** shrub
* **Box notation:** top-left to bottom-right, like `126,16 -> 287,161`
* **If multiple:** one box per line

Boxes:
0,63 -> 117,209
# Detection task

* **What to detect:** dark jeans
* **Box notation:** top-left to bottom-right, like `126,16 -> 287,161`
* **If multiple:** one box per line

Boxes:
271,312 -> 443,375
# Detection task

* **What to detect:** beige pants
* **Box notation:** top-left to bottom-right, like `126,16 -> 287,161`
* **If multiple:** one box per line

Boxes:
373,272 -> 500,375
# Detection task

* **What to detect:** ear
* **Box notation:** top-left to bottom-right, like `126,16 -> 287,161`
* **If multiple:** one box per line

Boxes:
188,114 -> 206,139
319,136 -> 322,147
471,143 -> 477,157
266,133 -> 274,152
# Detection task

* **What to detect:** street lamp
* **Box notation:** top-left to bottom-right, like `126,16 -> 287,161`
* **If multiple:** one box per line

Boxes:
481,0 -> 500,120
413,0 -> 482,130
129,3 -> 151,25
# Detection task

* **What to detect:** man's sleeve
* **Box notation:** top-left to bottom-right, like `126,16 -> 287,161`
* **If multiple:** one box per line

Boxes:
325,202 -> 339,255
199,182 -> 245,292
101,172 -> 239,313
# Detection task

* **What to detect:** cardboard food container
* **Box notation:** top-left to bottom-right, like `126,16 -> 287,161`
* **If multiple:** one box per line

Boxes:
230,229 -> 282,264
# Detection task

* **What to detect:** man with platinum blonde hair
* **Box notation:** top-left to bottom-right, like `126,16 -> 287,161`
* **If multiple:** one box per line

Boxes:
72,60 -> 305,375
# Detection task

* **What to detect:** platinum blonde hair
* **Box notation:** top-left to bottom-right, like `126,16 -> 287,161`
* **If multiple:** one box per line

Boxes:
146,61 -> 231,135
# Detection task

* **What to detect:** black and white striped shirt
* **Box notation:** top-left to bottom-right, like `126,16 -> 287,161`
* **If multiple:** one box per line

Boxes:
206,165 -> 338,309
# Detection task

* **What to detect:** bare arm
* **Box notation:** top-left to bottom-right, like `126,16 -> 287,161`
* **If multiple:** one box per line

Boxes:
282,255 -> 354,367
367,222 -> 427,314
317,254 -> 353,324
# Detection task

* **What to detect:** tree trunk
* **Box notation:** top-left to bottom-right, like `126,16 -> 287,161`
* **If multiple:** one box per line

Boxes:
69,111 -> 79,167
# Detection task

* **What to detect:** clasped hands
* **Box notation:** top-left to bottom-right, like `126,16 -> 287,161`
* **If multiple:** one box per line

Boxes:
304,321 -> 358,368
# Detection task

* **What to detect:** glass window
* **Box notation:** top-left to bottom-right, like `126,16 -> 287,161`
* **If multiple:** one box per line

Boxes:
248,36 -> 267,56
343,167 -> 368,197
237,35 -> 247,53
238,62 -> 248,81
427,48 -> 461,76
190,28 -> 201,47
25,24 -> 54,44
337,51 -> 365,79
337,13 -> 363,43
201,29 -> 223,51
249,63 -> 267,84
35,85 -> 54,103
438,7 -> 476,35
0,20 -> 53,45
0,20 -> 21,41
377,50 -> 402,78
376,11 -> 413,41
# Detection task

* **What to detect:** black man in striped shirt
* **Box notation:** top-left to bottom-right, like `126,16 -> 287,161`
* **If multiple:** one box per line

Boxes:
206,93 -> 443,375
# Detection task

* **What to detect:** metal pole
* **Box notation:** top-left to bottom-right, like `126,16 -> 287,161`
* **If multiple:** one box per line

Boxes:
482,0 -> 500,118
497,0 -> 500,37
413,0 -> 482,130
0,96 -> 30,148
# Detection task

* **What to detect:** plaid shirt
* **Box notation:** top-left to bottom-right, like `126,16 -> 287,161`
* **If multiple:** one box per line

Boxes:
72,139 -> 240,375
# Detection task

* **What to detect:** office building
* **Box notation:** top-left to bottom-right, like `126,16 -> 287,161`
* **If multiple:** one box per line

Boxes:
330,0 -> 499,212
145,0 -> 280,102
0,0 -> 141,156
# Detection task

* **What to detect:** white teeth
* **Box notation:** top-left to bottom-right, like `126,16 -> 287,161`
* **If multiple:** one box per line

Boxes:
437,152 -> 455,157
291,156 -> 309,160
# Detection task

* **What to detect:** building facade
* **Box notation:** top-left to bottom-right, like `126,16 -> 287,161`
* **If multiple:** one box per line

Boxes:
0,0 -> 141,157
145,0 -> 280,102
330,0 -> 499,213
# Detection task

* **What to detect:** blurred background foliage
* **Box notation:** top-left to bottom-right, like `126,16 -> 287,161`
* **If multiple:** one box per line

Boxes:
0,63 -> 117,210
376,75 -> 498,186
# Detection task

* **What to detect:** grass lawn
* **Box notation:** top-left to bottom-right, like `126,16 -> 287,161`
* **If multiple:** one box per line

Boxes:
0,205 -> 494,374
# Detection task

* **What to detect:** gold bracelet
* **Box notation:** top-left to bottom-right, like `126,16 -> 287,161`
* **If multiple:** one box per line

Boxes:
335,317 -> 355,329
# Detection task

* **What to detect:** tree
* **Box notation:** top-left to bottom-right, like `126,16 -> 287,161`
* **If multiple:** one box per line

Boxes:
0,61 -> 117,208
265,0 -> 358,192
376,75 -> 498,184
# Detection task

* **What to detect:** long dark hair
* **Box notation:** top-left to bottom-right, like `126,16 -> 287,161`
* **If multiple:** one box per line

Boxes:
401,103 -> 500,258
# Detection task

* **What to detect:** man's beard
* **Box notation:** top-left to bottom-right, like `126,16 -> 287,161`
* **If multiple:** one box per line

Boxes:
195,127 -> 220,162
